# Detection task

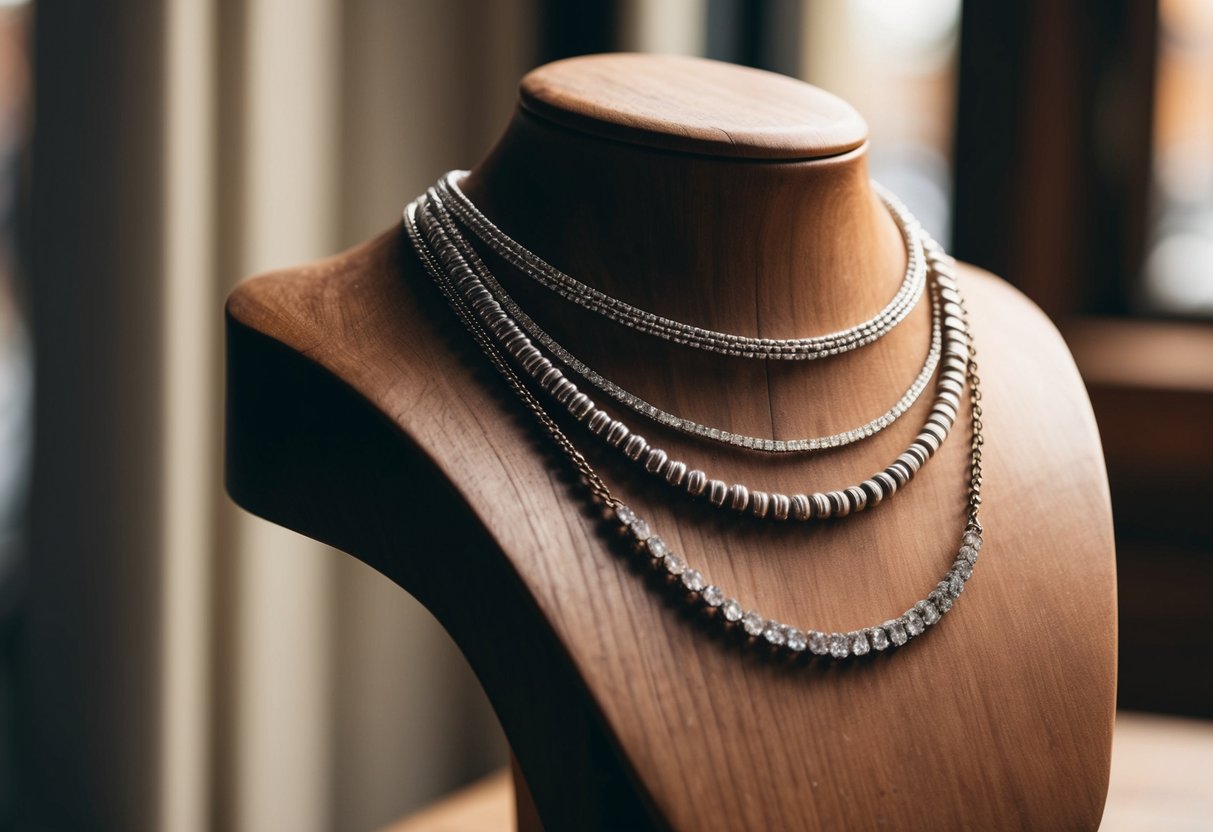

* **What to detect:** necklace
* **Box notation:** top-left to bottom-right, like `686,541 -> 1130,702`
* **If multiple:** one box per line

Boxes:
415,188 -> 968,521
439,171 -> 927,361
403,191 -> 986,660
424,188 -> 943,454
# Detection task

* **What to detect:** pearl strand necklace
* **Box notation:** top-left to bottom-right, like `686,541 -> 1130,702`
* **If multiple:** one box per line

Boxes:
415,188 -> 968,522
440,171 -> 927,361
403,197 -> 987,660
424,188 -> 943,454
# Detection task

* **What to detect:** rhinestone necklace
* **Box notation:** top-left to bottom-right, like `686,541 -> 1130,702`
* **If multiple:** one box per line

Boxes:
415,187 -> 968,522
424,186 -> 943,454
439,171 -> 927,361
403,192 -> 986,660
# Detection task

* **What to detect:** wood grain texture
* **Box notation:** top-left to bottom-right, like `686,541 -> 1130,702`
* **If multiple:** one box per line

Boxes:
225,56 -> 1116,830
519,53 -> 868,159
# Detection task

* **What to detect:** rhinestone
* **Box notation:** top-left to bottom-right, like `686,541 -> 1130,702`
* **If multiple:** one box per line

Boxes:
851,631 -> 871,656
955,558 -> 974,580
614,505 -> 636,527
645,536 -> 668,559
786,628 -> 807,652
948,572 -> 964,597
916,600 -> 941,625
763,621 -> 786,646
884,620 -> 908,646
829,633 -> 850,659
808,631 -> 829,655
904,610 -> 925,637
630,519 -> 651,540
702,585 -> 725,607
722,599 -> 743,622
663,553 -> 686,576
931,587 -> 954,614
681,569 -> 704,592
962,530 -> 983,550
869,627 -> 890,651
959,544 -> 979,565
742,611 -> 765,636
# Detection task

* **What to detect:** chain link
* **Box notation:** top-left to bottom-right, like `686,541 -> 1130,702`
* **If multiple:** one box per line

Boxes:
957,287 -> 984,533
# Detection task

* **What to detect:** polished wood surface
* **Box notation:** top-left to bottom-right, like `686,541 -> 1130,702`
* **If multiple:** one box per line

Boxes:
519,54 -> 868,159
226,55 -> 1117,830
382,713 -> 1213,832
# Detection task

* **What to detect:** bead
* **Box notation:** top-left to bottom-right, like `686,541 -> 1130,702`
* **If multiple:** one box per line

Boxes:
861,479 -> 884,507
605,420 -> 629,446
771,493 -> 791,521
827,491 -> 849,518
568,393 -> 593,418
643,448 -> 668,475
538,365 -> 562,389
811,492 -> 831,519
844,486 -> 867,514
750,491 -> 770,518
728,484 -> 750,512
707,479 -> 727,506
587,410 -> 611,435
791,494 -> 811,521
623,434 -> 648,461
665,461 -> 687,486
686,470 -> 707,497
551,378 -> 577,403
874,471 -> 897,496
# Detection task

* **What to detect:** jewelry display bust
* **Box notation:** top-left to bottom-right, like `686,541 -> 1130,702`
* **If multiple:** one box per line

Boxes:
225,54 -> 1116,830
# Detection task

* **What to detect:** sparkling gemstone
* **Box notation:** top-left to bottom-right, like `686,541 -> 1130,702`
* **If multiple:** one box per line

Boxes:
869,627 -> 890,651
723,599 -> 743,622
763,621 -> 786,645
681,569 -> 704,592
904,610 -> 925,637
645,536 -> 668,559
702,585 -> 725,607
808,631 -> 829,655
742,611 -> 765,636
955,558 -> 973,580
829,633 -> 850,659
786,628 -> 807,652
931,588 -> 954,614
850,631 -> 871,656
917,600 -> 941,625
884,620 -> 908,646
615,505 -> 636,527
663,553 -> 686,575
959,544 -> 979,565
630,519 -> 652,540
948,572 -> 964,597
962,530 -> 983,550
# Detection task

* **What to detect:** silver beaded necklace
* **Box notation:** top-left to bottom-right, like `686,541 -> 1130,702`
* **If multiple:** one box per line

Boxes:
416,186 -> 968,522
426,183 -> 943,454
402,185 -> 987,661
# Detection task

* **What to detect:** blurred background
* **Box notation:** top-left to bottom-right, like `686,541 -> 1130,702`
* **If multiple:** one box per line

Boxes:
0,0 -> 1209,829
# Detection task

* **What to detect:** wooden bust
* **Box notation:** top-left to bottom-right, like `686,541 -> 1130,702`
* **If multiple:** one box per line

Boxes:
225,54 -> 1116,830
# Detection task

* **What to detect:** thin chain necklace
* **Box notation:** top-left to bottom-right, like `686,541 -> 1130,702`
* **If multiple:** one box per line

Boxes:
440,171 -> 927,361
403,192 -> 986,660
425,186 -> 943,454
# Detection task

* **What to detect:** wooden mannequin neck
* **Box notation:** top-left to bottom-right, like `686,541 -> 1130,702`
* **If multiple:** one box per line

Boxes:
457,54 -> 907,339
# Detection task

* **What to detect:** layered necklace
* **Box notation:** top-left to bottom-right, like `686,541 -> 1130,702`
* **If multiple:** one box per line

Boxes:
403,172 -> 985,660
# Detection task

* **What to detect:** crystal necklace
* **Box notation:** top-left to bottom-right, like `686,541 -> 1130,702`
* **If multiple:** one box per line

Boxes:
415,186 -> 967,522
440,171 -> 927,361
403,191 -> 987,660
